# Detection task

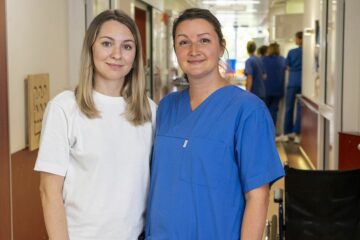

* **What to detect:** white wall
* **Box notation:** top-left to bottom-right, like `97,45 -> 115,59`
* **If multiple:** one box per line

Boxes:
343,0 -> 360,131
7,0 -> 69,153
114,0 -> 133,17
68,0 -> 85,89
302,0 -> 321,100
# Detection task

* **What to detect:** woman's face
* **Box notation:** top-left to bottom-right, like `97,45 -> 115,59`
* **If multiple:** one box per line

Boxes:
92,20 -> 136,86
174,18 -> 224,80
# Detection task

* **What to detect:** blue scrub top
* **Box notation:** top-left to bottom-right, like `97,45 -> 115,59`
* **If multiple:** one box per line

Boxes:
286,47 -> 302,88
263,55 -> 286,97
245,56 -> 266,98
146,86 -> 284,239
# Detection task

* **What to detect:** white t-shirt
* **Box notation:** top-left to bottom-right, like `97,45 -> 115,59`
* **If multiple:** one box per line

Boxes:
34,90 -> 156,240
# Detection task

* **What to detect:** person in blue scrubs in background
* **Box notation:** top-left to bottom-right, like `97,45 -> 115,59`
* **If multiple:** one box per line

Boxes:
263,42 -> 286,128
245,41 -> 266,101
279,31 -> 303,143
146,8 -> 284,240
257,45 -> 268,58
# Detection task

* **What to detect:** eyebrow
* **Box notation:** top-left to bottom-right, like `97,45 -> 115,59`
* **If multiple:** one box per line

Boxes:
98,36 -> 135,43
176,32 -> 211,38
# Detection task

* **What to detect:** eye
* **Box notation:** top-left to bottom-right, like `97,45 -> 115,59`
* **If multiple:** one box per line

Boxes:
199,38 -> 210,44
178,40 -> 190,47
101,41 -> 112,47
122,44 -> 134,51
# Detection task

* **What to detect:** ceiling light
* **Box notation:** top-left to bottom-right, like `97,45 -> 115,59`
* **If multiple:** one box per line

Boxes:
202,0 -> 260,5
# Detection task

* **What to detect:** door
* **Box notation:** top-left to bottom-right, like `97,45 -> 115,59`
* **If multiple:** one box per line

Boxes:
317,0 -> 345,169
134,3 -> 153,98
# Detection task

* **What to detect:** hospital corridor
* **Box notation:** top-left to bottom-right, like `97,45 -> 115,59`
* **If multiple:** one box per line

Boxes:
1,0 -> 360,239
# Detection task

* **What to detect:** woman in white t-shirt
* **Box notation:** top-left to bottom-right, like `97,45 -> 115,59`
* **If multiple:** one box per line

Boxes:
34,9 -> 156,240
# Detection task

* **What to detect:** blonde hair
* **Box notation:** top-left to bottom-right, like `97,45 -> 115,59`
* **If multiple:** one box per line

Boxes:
75,9 -> 151,125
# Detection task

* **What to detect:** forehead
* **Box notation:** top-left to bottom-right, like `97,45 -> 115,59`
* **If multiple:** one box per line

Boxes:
97,20 -> 134,40
175,18 -> 216,36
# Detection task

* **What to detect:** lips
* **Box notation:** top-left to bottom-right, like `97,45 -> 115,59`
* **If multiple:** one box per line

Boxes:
187,59 -> 205,64
107,63 -> 123,69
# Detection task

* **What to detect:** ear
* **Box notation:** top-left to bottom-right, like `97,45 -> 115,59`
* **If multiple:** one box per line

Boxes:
220,39 -> 226,57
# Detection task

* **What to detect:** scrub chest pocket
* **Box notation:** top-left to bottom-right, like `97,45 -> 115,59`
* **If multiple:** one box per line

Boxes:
179,137 -> 229,188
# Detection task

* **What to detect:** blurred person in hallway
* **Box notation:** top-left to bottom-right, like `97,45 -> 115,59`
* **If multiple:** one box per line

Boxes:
34,10 -> 156,240
257,45 -> 268,58
245,41 -> 266,101
145,8 -> 284,240
262,42 -> 286,129
278,31 -> 303,143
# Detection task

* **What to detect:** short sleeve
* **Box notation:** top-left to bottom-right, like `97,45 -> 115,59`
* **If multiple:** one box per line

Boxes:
236,107 -> 284,193
245,58 -> 254,76
286,50 -> 294,68
34,101 -> 70,176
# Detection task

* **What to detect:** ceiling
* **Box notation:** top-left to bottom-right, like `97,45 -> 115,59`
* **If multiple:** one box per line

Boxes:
197,0 -> 270,28
195,0 -> 296,28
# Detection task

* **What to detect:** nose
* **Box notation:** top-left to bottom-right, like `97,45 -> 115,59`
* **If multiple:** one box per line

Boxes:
111,46 -> 122,59
189,42 -> 200,56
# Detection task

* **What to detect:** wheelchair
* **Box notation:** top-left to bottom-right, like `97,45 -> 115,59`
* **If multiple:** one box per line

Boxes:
265,165 -> 360,240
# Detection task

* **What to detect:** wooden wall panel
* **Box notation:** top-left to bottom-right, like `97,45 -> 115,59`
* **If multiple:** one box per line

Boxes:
338,132 -> 360,170
300,96 -> 319,168
11,149 -> 47,240
0,0 -> 11,238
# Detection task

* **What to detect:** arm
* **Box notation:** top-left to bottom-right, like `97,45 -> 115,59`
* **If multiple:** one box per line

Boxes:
246,74 -> 253,91
39,172 -> 69,240
240,184 -> 270,240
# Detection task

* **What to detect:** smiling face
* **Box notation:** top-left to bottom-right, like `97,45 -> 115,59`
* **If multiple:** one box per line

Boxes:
92,20 -> 136,88
174,18 -> 225,81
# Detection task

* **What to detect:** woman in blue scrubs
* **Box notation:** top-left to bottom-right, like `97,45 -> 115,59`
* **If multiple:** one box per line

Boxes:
146,8 -> 284,240
245,41 -> 266,101
263,42 -> 286,127
281,31 -> 303,143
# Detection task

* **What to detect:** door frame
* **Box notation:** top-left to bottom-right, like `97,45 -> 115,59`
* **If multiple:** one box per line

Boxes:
0,0 -> 12,238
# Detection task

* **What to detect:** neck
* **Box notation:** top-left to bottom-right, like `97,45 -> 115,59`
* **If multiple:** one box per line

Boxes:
187,73 -> 229,110
94,79 -> 124,97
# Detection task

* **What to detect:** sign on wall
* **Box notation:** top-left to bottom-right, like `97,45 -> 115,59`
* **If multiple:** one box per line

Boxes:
26,74 -> 49,151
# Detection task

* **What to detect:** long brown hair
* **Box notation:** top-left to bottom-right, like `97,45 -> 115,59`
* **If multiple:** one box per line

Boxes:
75,9 -> 151,125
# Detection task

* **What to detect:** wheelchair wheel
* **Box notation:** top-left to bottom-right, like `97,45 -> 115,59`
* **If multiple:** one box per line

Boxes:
270,214 -> 278,240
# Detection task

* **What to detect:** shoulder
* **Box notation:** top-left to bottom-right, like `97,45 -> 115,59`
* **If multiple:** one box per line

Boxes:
227,86 -> 268,117
287,48 -> 295,56
247,56 -> 256,62
251,56 -> 262,66
289,47 -> 301,55
245,57 -> 253,65
158,90 -> 184,107
46,90 -> 78,117
50,90 -> 76,108
275,56 -> 285,63
231,86 -> 264,107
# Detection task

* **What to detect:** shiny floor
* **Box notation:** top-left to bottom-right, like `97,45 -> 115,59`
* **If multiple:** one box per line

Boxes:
265,141 -> 311,238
